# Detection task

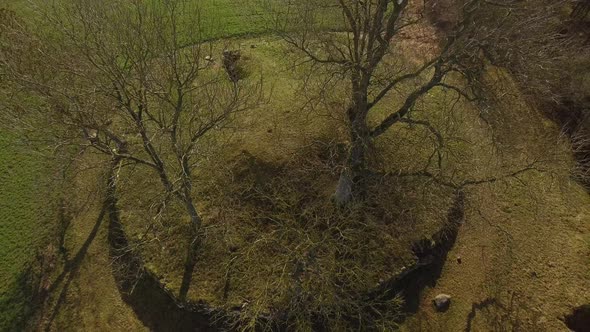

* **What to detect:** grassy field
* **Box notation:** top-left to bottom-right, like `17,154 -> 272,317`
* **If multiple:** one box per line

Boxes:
2,0 -> 589,331
199,0 -> 268,39
0,131 -> 51,330
5,0 -> 340,41
0,1 -> 284,330
0,0 -> 272,329
5,0 -> 272,40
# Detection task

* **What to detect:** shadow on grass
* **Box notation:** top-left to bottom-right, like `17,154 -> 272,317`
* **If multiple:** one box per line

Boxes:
464,298 -> 501,332
1,267 -> 41,331
368,190 -> 465,315
178,246 -> 197,302
106,161 -> 219,331
564,304 -> 590,332
42,191 -> 109,331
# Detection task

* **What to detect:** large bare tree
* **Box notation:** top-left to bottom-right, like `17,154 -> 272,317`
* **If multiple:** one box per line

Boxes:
1,0 -> 261,296
270,0 -> 526,204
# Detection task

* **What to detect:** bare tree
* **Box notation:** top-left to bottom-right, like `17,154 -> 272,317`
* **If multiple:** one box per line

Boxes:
0,0 -> 261,297
267,0 -> 498,204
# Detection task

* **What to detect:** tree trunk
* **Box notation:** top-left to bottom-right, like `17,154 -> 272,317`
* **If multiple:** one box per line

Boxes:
178,194 -> 201,301
183,194 -> 202,231
333,121 -> 370,205
334,75 -> 371,205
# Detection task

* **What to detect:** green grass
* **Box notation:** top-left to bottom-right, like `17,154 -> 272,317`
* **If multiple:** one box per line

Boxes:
5,0 -> 340,41
0,131 -> 50,330
199,0 -> 269,39
4,0 -> 271,40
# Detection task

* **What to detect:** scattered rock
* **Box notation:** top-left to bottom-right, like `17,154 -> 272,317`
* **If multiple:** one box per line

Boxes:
433,294 -> 452,312
456,255 -> 462,264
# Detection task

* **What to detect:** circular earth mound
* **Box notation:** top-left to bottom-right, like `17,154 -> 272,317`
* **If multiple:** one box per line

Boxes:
111,142 -> 461,330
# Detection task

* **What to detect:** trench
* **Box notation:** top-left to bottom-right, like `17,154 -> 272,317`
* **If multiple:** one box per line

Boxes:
366,190 -> 465,314
105,162 -> 464,330
105,160 -> 224,332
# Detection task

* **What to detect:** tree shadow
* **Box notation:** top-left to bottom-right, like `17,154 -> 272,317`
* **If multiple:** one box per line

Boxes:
463,292 -> 548,332
178,245 -> 197,302
42,198 -> 109,331
106,167 -> 219,331
464,298 -> 501,332
368,190 -> 465,314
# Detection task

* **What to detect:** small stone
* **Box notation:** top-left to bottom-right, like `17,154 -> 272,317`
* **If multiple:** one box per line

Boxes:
205,55 -> 213,62
433,294 -> 452,312
547,261 -> 555,268
456,255 -> 462,264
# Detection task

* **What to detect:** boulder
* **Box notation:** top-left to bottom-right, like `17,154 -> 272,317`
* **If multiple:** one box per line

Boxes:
433,293 -> 452,312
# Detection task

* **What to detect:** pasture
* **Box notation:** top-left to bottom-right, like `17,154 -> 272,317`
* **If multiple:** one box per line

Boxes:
0,131 -> 50,330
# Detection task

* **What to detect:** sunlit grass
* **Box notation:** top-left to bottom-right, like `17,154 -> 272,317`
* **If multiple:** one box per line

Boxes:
0,131 -> 50,329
